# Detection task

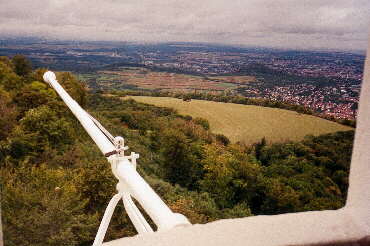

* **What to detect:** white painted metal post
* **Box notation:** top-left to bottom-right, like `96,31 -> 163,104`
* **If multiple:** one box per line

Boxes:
92,194 -> 122,245
43,71 -> 116,155
43,71 -> 191,246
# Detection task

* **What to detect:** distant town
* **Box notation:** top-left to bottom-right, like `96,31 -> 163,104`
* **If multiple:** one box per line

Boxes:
0,38 -> 365,120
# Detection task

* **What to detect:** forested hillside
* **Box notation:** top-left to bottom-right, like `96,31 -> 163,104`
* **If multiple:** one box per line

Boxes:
0,56 -> 354,245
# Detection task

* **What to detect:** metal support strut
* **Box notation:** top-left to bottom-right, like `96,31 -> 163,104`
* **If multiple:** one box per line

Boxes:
93,139 -> 153,246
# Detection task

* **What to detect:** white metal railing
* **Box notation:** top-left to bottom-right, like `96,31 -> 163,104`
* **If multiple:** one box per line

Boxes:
43,71 -> 191,246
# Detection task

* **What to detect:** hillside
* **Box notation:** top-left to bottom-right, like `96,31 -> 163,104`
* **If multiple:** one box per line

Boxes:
0,56 -> 354,245
128,96 -> 352,144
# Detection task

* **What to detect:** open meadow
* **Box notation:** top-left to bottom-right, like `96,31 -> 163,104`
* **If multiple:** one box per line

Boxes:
128,96 -> 352,144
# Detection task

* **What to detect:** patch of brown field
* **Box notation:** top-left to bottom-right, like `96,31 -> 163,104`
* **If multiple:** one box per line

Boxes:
98,68 -> 247,91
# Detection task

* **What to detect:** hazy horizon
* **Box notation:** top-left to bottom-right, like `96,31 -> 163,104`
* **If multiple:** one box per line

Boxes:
1,0 -> 369,52
2,37 -> 368,56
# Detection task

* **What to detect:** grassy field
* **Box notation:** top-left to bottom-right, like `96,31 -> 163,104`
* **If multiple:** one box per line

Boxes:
128,96 -> 353,144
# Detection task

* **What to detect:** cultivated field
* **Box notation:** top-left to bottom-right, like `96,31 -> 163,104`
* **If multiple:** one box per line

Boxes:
80,67 -> 257,92
101,68 -> 239,91
128,96 -> 353,144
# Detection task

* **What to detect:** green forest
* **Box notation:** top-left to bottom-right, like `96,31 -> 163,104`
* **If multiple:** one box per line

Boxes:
0,56 -> 354,245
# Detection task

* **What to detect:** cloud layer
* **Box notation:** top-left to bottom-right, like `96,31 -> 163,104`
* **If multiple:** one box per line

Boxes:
0,0 -> 369,50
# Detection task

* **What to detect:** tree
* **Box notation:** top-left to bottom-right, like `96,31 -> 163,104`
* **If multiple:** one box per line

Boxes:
200,144 -> 263,209
215,134 -> 230,146
14,81 -> 58,114
0,59 -> 23,91
12,55 -> 32,77
159,129 -> 203,189
0,88 -> 17,140
57,72 -> 87,107
8,106 -> 74,160
254,137 -> 266,161
31,68 -> 48,82
1,164 -> 99,246
19,106 -> 74,148
193,117 -> 210,130
260,178 -> 301,214
182,94 -> 192,102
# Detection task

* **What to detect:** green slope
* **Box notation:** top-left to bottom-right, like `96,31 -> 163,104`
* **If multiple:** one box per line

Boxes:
129,96 -> 353,144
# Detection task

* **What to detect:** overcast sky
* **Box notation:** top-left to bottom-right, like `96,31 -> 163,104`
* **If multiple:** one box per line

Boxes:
0,0 -> 369,51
